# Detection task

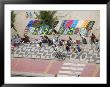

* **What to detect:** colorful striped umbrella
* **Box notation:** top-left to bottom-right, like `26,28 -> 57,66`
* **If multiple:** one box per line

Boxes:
70,20 -> 78,28
76,20 -> 84,28
81,20 -> 89,28
66,20 -> 73,28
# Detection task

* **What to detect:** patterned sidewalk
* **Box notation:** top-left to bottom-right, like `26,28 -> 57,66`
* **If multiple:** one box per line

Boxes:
12,42 -> 100,64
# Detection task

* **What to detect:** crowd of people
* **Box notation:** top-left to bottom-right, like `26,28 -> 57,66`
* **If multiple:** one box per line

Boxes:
11,30 -> 100,60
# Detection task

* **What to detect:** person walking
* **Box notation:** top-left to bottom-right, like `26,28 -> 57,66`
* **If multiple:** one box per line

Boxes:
72,45 -> 77,53
26,12 -> 29,18
76,45 -> 81,56
90,33 -> 96,45
82,37 -> 87,44
52,44 -> 58,51
66,45 -> 70,54
95,39 -> 100,52
29,12 -> 32,18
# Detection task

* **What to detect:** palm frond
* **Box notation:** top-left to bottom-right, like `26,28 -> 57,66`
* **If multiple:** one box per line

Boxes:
35,11 -> 58,29
11,11 -> 17,32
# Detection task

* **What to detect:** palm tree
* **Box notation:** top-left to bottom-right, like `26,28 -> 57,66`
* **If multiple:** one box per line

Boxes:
35,11 -> 58,30
11,11 -> 17,31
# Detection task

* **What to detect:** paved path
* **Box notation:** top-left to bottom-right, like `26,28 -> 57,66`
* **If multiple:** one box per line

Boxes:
11,58 -> 64,76
11,58 -> 99,77
12,42 -> 100,64
80,63 -> 100,77
57,59 -> 86,77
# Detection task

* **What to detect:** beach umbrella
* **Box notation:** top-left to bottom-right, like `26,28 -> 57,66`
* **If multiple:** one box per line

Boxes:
76,20 -> 84,28
71,20 -> 78,28
81,20 -> 89,28
27,20 -> 35,28
66,20 -> 73,28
